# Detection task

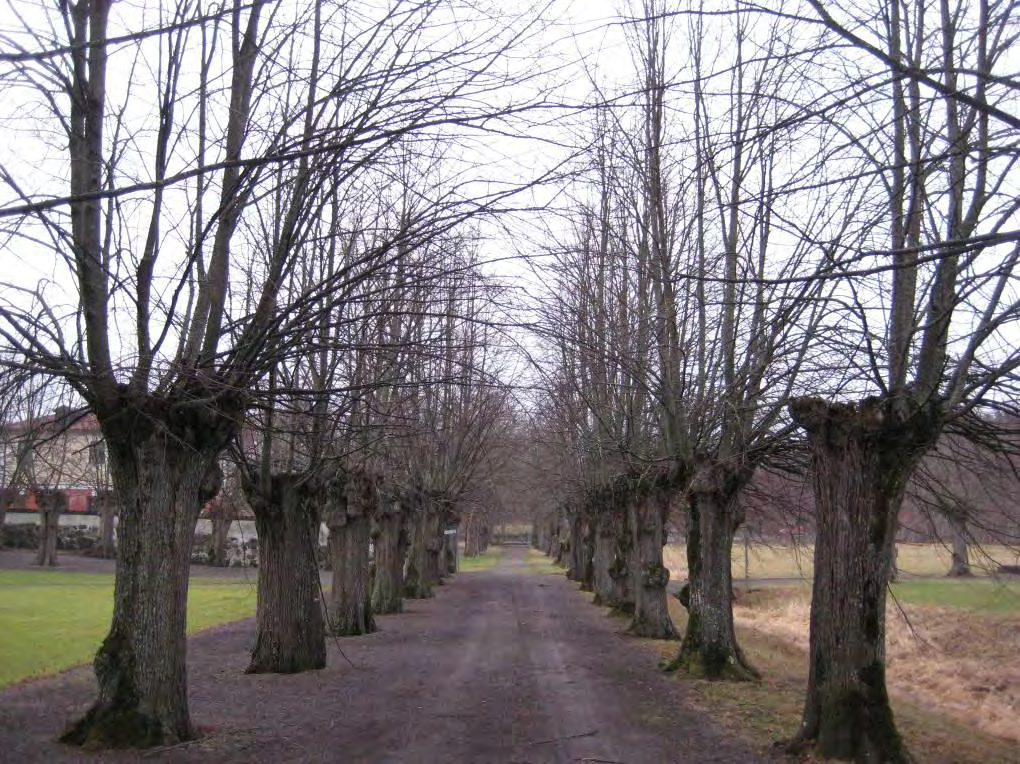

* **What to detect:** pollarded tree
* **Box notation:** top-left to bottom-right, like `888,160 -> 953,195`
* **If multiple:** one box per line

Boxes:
776,1 -> 1020,759
0,0 -> 560,747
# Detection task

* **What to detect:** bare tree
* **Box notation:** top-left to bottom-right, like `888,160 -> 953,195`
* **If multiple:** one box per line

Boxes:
779,1 -> 1020,759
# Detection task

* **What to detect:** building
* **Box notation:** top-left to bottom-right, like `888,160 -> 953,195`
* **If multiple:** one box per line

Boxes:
0,407 -> 110,514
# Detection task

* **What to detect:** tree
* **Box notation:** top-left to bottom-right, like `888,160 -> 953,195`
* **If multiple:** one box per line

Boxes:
780,1 -> 1020,758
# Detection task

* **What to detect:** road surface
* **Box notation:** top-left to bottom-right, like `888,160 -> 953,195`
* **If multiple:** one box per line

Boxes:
0,546 -> 761,763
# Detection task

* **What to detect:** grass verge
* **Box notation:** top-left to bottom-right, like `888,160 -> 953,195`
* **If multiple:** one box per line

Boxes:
458,546 -> 503,572
644,583 -> 1019,763
0,569 -> 256,688
526,548 -> 566,575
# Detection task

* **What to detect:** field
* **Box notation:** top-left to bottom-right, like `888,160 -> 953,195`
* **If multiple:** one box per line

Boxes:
652,542 -> 1020,760
663,541 -> 1020,581
0,570 -> 257,688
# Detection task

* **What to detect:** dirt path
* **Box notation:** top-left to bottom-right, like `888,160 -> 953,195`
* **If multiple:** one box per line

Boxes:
0,546 -> 760,763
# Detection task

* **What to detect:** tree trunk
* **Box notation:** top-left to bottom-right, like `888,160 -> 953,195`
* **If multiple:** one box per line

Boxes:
947,510 -> 972,577
608,509 -> 635,615
404,493 -> 433,599
578,516 -> 595,592
591,511 -> 626,610
566,511 -> 584,581
35,489 -> 65,567
62,411 -> 227,749
464,513 -> 484,557
0,487 -> 12,548
441,527 -> 458,574
371,496 -> 406,614
626,488 -> 678,639
94,489 -> 117,560
209,501 -> 232,568
245,474 -> 326,674
667,464 -> 757,679
425,502 -> 444,585
786,397 -> 935,763
327,473 -> 375,636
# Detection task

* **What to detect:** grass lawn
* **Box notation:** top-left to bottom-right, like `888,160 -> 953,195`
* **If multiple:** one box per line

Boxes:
0,570 -> 256,688
458,546 -> 503,572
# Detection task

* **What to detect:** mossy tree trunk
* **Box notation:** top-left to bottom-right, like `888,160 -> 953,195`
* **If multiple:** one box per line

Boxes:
328,472 -> 376,636
35,488 -> 65,567
786,397 -> 935,763
244,473 -> 326,674
668,462 -> 757,679
62,399 -> 230,749
625,486 -> 677,639
1,487 -> 15,548
371,492 -> 406,614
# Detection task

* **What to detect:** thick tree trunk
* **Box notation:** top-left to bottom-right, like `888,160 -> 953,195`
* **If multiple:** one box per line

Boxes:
35,489 -> 65,566
786,397 -> 935,763
245,474 -> 326,674
947,511 -> 972,577
94,489 -> 117,560
371,496 -> 406,614
607,509 -> 635,615
425,503 -> 444,585
591,511 -> 626,609
328,474 -> 375,636
668,465 -> 757,679
626,489 -> 677,639
62,413 -> 227,749
404,493 -> 433,599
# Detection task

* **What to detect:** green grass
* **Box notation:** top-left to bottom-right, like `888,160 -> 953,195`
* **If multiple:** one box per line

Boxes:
891,577 -> 1020,614
458,546 -> 503,572
0,570 -> 256,688
525,548 -> 566,575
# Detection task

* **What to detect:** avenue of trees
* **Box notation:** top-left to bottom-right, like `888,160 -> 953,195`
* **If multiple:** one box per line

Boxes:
0,0 -> 1018,761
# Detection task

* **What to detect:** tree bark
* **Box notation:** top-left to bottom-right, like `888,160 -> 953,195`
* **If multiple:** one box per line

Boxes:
404,490 -> 434,599
786,397 -> 935,763
371,493 -> 406,614
245,473 -> 326,674
591,509 -> 626,610
0,487 -> 12,548
62,403 -> 228,748
607,508 -> 635,616
667,463 -> 757,679
94,489 -> 117,560
947,510 -> 972,577
625,486 -> 678,639
566,510 -> 585,582
327,473 -> 376,636
35,489 -> 65,567
209,499 -> 232,568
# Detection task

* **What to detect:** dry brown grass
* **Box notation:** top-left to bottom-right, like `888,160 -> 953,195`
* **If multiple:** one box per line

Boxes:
643,594 -> 1020,763
732,587 -> 1020,744
664,542 -> 1020,581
